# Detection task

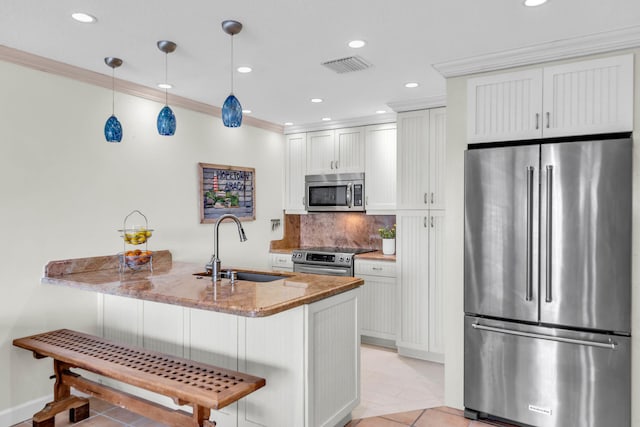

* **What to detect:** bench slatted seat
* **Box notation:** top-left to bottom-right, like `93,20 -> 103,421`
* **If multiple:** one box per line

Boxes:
13,329 -> 266,427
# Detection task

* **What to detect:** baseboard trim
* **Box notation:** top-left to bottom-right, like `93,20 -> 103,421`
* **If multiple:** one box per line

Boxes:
0,394 -> 52,426
397,346 -> 444,363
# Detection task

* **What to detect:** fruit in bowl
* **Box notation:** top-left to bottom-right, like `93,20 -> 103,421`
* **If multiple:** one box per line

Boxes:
122,250 -> 153,268
120,228 -> 153,245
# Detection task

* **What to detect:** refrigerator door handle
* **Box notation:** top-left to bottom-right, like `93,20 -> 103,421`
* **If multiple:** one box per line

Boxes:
471,323 -> 617,350
525,166 -> 534,302
545,165 -> 553,303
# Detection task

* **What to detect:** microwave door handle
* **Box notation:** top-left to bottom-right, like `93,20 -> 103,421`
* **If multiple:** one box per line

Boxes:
346,183 -> 353,208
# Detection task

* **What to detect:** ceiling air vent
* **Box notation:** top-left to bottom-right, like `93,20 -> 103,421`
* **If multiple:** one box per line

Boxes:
321,56 -> 372,74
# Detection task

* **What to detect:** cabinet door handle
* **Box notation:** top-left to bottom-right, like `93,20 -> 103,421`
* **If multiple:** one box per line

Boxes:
430,216 -> 434,228
430,192 -> 434,204
546,112 -> 550,129
335,161 -> 339,169
365,196 -> 368,206
424,217 -> 427,228
424,193 -> 428,204
330,161 -> 334,169
535,113 -> 540,130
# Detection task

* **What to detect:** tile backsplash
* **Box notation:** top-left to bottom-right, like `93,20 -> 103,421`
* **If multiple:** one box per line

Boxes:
271,213 -> 395,250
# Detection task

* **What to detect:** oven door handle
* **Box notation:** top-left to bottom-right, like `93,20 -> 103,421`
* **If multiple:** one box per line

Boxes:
294,264 -> 351,276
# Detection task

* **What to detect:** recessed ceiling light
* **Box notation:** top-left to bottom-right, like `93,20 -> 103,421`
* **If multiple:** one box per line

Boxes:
376,110 -> 387,114
157,83 -> 172,89
348,40 -> 366,49
237,66 -> 252,73
524,0 -> 547,5
284,122 -> 293,126
405,82 -> 419,88
311,98 -> 323,103
71,12 -> 97,23
322,117 -> 331,121
242,109 -> 252,114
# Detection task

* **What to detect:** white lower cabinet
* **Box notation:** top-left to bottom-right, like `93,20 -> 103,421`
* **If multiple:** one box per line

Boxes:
396,210 -> 444,362
354,259 -> 397,345
97,288 -> 360,427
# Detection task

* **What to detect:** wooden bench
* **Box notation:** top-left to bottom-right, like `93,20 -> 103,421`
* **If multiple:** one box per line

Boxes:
13,329 -> 266,427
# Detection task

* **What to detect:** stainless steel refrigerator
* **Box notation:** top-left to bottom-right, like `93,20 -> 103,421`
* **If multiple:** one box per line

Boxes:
464,136 -> 631,427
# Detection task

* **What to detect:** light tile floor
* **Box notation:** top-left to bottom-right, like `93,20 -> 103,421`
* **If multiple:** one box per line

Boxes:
352,344 -> 444,419
13,344 -> 453,427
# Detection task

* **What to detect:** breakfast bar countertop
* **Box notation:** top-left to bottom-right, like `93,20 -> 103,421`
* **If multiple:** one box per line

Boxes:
42,250 -> 363,318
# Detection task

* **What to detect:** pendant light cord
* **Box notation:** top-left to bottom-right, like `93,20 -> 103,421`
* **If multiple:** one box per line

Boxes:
111,67 -> 115,115
230,35 -> 234,94
164,52 -> 169,106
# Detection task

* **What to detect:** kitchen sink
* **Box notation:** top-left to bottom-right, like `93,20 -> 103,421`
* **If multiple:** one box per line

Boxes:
194,271 -> 288,282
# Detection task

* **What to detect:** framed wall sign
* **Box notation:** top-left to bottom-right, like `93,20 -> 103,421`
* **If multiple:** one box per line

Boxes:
198,163 -> 256,223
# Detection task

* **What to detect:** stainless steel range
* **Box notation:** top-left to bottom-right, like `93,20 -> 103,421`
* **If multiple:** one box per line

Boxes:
292,247 -> 375,276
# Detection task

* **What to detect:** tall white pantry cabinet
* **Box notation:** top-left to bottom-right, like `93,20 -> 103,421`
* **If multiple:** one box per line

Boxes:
395,107 -> 446,362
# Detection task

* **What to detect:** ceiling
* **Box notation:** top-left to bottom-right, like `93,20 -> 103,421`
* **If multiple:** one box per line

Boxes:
2,0 -> 640,129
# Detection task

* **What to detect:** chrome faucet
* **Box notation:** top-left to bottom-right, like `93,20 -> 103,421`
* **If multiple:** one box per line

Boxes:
206,214 -> 247,281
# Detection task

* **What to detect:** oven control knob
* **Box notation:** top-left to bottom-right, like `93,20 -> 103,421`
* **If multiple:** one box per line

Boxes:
346,256 -> 351,262
339,256 -> 344,262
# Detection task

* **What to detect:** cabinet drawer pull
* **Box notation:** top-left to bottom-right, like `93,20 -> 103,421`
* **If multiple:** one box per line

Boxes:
372,267 -> 383,271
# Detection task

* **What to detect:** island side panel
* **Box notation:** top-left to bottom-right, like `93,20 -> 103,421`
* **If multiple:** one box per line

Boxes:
239,305 -> 306,427
189,308 -> 240,427
306,288 -> 361,427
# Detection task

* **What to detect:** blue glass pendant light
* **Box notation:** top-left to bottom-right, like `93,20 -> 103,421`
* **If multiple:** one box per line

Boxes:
156,40 -> 177,136
221,20 -> 243,128
104,57 -> 123,142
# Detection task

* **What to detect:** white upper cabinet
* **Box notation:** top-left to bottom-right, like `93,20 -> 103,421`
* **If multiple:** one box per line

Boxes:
467,54 -> 634,143
467,69 -> 543,143
396,108 -> 446,210
364,123 -> 397,213
306,127 -> 365,174
542,55 -> 634,137
285,133 -> 307,213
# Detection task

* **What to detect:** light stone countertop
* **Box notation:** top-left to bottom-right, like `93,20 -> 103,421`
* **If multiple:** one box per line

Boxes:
42,250 -> 363,317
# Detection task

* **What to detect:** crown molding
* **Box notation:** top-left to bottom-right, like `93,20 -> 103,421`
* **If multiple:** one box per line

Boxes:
0,44 -> 284,134
284,112 -> 397,134
386,95 -> 446,113
433,25 -> 640,78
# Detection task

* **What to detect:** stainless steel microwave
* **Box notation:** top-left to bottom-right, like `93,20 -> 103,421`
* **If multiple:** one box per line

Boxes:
305,173 -> 365,212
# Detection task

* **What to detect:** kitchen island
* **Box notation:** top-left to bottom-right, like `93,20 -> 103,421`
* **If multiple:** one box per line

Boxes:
42,250 -> 363,427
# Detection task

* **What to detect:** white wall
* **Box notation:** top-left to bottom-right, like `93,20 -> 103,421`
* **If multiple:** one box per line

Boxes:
443,49 -> 640,427
0,59 -> 285,418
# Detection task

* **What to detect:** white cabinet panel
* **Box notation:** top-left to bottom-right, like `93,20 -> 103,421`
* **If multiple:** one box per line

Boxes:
397,109 -> 446,210
142,300 -> 185,357
285,133 -> 307,213
100,294 -> 141,346
365,123 -> 397,213
468,54 -> 634,143
467,69 -> 542,143
306,130 -> 336,175
355,259 -> 397,342
239,307 -> 305,427
396,212 -> 443,362
543,55 -> 634,137
306,289 -> 360,427
335,127 -> 365,173
429,108 -> 447,210
428,211 -> 445,356
306,128 -> 365,175
189,309 -> 239,427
